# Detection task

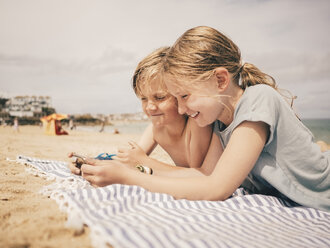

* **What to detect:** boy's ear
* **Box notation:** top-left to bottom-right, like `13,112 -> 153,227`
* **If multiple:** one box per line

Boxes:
214,67 -> 230,91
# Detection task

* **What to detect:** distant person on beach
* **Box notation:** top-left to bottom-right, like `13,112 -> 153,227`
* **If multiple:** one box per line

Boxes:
99,121 -> 105,133
55,120 -> 68,135
72,26 -> 329,211
13,117 -> 19,132
69,46 -> 214,176
69,118 -> 76,130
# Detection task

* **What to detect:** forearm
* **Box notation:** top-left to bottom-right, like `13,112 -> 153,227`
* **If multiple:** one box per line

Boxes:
82,161 -> 228,201
119,166 -> 222,201
139,156 -> 205,177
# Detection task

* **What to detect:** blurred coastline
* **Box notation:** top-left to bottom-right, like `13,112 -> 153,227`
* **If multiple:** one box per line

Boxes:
74,118 -> 330,144
2,116 -> 328,142
1,96 -> 329,142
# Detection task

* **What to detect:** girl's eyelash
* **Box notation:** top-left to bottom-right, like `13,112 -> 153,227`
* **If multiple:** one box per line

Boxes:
181,95 -> 188,99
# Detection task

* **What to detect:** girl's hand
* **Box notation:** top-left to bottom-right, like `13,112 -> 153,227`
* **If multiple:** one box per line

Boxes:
68,152 -> 83,175
113,141 -> 148,166
69,161 -> 81,175
67,152 -> 104,175
81,160 -> 121,187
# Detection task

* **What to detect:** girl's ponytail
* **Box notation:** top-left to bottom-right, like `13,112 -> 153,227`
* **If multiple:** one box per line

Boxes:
240,62 -> 298,113
239,62 -> 276,90
165,26 -> 277,91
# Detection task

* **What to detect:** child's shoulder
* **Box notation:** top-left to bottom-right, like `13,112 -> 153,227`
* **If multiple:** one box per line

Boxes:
246,84 -> 277,95
244,84 -> 280,102
235,85 -> 284,118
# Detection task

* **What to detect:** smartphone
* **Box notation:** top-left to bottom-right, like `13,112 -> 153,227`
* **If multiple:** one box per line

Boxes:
71,153 -> 86,169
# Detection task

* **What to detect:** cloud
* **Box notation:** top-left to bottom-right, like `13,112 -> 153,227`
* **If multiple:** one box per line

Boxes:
0,46 -> 140,115
246,51 -> 330,85
0,45 -> 137,75
0,0 -> 329,117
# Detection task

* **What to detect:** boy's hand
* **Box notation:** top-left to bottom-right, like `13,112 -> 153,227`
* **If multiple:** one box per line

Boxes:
113,141 -> 148,166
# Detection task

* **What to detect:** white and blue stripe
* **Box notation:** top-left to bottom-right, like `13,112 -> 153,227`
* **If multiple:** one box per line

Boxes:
17,155 -> 330,248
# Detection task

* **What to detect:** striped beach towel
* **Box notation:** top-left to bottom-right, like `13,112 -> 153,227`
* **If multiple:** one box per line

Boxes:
17,155 -> 330,248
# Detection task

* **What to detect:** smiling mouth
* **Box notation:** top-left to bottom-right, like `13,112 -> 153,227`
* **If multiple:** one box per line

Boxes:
189,112 -> 199,118
150,114 -> 163,117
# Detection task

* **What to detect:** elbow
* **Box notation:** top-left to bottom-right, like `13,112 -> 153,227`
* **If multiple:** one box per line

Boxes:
201,181 -> 234,201
173,176 -> 235,202
173,190 -> 231,202
173,188 -> 229,202
209,194 -> 230,202
202,192 -> 230,202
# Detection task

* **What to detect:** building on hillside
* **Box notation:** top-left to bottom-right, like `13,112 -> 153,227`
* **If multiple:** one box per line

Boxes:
4,95 -> 52,117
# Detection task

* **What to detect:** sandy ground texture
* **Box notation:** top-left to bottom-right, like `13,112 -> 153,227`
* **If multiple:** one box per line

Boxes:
0,125 -> 170,248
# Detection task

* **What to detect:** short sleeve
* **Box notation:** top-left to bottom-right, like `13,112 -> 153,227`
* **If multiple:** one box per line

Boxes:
231,85 -> 281,147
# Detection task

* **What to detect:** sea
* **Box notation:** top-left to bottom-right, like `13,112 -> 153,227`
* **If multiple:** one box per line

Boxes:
301,119 -> 330,143
76,121 -> 149,135
77,119 -> 330,144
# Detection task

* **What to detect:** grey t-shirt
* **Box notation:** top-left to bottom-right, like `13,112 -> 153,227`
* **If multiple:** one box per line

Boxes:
213,84 -> 330,211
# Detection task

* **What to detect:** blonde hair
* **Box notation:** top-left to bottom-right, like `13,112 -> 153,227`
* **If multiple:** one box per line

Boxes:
133,47 -> 170,97
163,26 -> 276,90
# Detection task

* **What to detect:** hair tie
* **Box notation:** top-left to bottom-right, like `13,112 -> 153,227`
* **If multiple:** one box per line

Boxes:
238,74 -> 243,86
239,62 -> 246,74
238,62 -> 245,86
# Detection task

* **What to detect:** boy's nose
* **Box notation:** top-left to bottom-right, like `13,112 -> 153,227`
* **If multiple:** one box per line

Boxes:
146,101 -> 157,111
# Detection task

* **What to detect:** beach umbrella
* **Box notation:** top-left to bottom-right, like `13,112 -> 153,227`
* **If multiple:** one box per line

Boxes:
40,113 -> 68,135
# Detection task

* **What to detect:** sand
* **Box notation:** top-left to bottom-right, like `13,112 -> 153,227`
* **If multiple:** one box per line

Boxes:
0,124 -> 170,248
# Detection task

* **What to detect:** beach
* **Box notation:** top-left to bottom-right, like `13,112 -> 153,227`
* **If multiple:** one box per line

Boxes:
1,121 -> 329,247
0,124 -> 171,248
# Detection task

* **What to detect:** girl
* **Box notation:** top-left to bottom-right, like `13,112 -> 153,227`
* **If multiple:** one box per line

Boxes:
80,26 -> 329,211
69,47 -> 215,177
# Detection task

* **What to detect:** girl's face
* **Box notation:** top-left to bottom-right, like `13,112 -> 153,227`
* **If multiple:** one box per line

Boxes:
165,77 -> 222,127
140,82 -> 182,127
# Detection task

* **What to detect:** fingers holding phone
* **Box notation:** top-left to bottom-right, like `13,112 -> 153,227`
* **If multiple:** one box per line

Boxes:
68,152 -> 87,175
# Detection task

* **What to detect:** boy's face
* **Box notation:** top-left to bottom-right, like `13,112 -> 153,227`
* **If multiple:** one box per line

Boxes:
140,80 -> 182,127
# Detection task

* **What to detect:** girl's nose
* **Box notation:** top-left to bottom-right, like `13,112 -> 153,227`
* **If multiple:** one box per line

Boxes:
177,101 -> 187,115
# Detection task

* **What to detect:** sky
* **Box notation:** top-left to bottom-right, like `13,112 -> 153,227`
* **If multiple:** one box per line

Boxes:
0,0 -> 329,118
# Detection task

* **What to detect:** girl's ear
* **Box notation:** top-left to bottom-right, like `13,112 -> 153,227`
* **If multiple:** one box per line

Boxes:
214,67 -> 230,92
